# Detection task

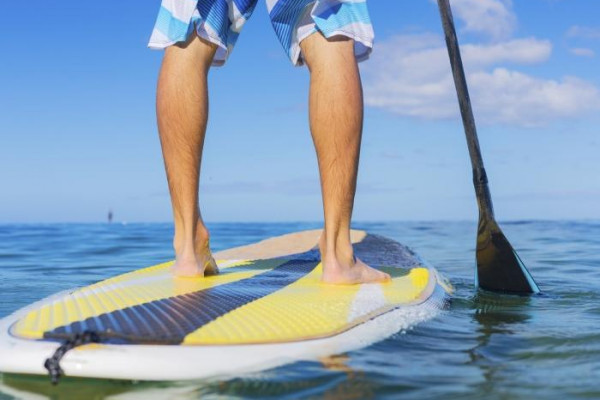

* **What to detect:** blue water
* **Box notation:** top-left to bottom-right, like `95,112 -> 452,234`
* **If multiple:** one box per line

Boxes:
0,221 -> 599,399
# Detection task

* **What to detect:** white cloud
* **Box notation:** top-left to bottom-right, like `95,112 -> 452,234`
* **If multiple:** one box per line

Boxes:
450,0 -> 516,40
362,34 -> 600,127
569,47 -> 595,57
461,38 -> 552,65
468,69 -> 600,125
567,25 -> 600,39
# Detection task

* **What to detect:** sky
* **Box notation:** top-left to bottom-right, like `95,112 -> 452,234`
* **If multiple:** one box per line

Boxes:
0,0 -> 599,223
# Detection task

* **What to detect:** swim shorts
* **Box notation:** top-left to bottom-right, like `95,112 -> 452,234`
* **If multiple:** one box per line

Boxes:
148,0 -> 374,66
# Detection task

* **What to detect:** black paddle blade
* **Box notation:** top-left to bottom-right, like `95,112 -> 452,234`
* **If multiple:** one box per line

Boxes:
476,217 -> 540,294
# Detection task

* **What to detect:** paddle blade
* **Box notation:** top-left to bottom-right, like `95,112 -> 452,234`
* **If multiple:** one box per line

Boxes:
475,218 -> 540,294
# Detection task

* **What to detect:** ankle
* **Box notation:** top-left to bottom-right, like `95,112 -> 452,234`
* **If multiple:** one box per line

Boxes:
193,223 -> 211,254
319,230 -> 355,266
173,220 -> 210,255
195,223 -> 209,242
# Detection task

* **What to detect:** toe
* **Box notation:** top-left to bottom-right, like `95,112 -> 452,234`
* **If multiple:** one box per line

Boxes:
367,268 -> 391,283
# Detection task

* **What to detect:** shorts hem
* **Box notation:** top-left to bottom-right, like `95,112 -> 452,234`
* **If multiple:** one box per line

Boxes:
147,23 -> 231,67
148,0 -> 373,68
293,30 -> 374,67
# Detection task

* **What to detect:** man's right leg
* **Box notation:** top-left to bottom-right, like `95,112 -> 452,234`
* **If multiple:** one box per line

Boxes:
156,34 -> 218,277
300,33 -> 390,284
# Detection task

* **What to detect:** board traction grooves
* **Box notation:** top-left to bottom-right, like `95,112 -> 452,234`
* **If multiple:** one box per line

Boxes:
0,230 -> 451,381
43,259 -> 321,345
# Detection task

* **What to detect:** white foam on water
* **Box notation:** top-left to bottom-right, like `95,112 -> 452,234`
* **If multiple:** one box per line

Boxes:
347,284 -> 388,322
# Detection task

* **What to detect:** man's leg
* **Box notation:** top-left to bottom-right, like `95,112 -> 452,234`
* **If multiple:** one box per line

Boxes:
300,33 -> 390,284
156,34 -> 218,277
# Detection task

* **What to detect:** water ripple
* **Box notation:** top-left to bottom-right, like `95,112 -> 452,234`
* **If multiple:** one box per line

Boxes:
0,221 -> 598,399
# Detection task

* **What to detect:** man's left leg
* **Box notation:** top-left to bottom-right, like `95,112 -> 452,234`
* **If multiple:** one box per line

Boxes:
156,34 -> 218,277
300,33 -> 391,284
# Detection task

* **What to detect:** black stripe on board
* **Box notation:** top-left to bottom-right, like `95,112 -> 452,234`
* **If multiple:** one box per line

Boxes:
43,259 -> 319,345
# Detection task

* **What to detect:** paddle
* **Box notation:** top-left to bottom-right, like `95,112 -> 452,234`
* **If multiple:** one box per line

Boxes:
436,0 -> 540,294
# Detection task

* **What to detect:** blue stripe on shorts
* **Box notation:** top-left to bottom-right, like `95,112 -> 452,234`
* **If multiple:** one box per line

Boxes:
148,0 -> 374,66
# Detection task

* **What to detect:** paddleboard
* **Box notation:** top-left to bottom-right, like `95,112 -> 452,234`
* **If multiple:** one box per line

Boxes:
0,230 -> 451,382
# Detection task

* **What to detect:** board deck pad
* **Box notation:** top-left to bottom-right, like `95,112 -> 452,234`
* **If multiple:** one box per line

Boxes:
9,235 -> 435,346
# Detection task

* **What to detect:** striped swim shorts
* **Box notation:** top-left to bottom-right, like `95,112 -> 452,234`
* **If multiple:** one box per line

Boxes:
148,0 -> 374,66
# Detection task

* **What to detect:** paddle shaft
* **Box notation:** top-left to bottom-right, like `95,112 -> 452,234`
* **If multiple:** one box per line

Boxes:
437,0 -> 494,219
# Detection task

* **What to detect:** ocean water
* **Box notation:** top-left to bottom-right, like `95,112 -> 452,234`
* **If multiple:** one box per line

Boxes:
0,221 -> 598,399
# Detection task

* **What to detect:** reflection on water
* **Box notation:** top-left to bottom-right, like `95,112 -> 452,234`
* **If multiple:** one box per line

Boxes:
468,292 -> 533,397
1,221 -> 599,399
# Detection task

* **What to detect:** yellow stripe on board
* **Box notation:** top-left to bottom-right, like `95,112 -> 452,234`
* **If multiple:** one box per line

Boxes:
381,267 -> 430,304
11,259 -> 286,339
182,266 -> 432,345
183,263 -> 362,344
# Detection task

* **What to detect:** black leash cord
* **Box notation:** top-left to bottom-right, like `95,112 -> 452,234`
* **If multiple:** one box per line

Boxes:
44,331 -> 101,385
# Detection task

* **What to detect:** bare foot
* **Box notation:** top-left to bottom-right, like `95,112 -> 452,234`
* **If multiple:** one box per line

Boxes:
171,222 -> 219,277
321,256 -> 391,284
319,233 -> 391,285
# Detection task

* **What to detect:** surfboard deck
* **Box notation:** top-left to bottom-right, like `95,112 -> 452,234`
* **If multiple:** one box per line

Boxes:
0,230 -> 451,381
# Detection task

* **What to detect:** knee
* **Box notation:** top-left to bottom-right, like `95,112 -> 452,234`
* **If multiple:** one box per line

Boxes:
300,33 -> 355,72
165,33 -> 218,73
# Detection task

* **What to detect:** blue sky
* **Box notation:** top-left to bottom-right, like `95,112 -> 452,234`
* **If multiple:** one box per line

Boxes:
1,0 -> 598,223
